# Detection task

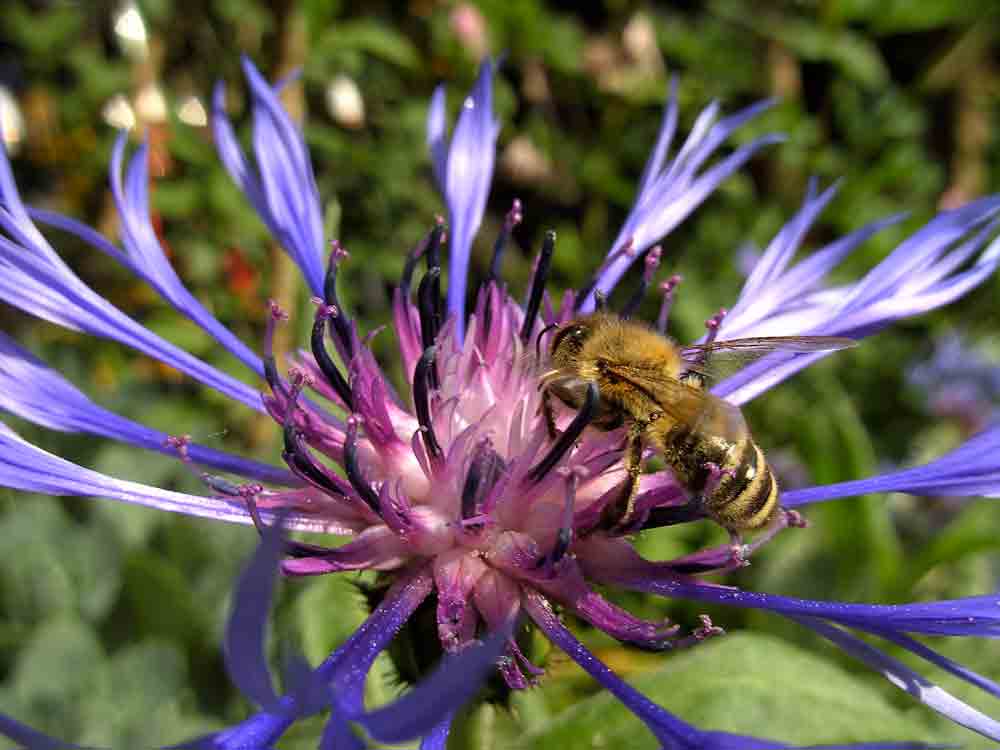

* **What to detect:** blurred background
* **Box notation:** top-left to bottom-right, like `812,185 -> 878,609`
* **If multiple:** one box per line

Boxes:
1,1 -> 1000,747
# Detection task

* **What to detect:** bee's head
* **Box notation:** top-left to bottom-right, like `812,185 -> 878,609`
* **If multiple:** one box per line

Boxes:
548,316 -> 599,368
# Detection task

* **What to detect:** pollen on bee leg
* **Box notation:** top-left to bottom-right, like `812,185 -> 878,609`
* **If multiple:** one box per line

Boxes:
702,460 -> 735,497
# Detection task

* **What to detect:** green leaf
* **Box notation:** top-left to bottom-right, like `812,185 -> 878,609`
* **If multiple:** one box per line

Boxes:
515,633 -> 923,747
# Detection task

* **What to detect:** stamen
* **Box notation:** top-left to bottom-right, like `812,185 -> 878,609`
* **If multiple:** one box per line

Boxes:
324,242 -> 355,358
519,230 -> 556,344
263,300 -> 289,396
487,199 -> 523,283
641,502 -> 705,529
400,222 -> 442,298
310,305 -> 354,410
573,236 -> 634,311
535,322 -> 559,363
655,274 -> 682,333
526,381 -> 598,483
426,215 -> 445,272
343,416 -> 382,514
620,245 -> 662,320
413,346 -> 443,461
704,307 -> 727,347
281,420 -> 348,502
593,290 -> 608,312
549,466 -> 584,564
461,441 -> 505,520
418,267 -> 442,351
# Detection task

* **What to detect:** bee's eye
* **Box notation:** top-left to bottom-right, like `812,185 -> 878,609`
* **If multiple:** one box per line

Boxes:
551,324 -> 589,354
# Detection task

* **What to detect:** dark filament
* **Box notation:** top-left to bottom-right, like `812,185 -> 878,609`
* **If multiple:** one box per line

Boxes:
641,502 -> 706,529
519,230 -> 556,344
417,268 -> 442,389
323,249 -> 355,358
526,381 -> 598,483
461,443 -> 505,520
343,419 -> 383,514
413,346 -> 443,460
310,315 -> 354,410
281,421 -> 348,502
619,248 -> 660,320
400,224 -> 440,298
263,355 -> 284,396
486,199 -> 522,284
593,290 -> 608,312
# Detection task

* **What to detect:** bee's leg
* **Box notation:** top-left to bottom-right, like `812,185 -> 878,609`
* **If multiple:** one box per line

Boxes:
738,507 -> 808,561
602,422 -> 645,532
540,388 -> 558,440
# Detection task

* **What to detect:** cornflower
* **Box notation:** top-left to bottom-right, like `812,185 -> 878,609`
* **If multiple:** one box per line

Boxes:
3,56 -> 1000,748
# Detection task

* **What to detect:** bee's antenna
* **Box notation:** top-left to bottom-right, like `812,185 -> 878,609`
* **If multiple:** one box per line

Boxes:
535,322 -> 559,361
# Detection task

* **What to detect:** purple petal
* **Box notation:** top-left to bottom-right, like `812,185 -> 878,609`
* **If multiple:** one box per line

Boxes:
357,628 -> 508,743
430,60 -> 500,341
224,521 -> 285,710
0,422 -> 328,534
321,567 -> 435,716
426,85 -> 448,189
587,131 -> 783,308
418,714 -> 454,750
0,713 -> 85,750
783,423 -> 1000,507
0,333 -> 295,485
792,616 -> 1000,741
523,589 -> 747,749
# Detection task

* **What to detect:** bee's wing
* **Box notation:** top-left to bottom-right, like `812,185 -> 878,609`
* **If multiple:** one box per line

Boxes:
602,362 -> 749,441
679,335 -> 856,380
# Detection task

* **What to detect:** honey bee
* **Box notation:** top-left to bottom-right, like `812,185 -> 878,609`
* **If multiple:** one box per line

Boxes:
539,312 -> 854,547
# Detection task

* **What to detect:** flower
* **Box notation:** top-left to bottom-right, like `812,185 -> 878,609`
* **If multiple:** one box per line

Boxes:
3,55 -> 1000,748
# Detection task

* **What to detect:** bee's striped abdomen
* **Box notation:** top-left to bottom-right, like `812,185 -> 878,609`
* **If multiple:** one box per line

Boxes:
704,441 -> 779,532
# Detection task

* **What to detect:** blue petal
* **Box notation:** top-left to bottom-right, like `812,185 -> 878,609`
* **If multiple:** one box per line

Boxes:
0,333 -> 295,485
224,521 -> 285,710
0,713 -> 86,750
357,628 -> 508,743
783,423 -> 1000,506
791,616 -> 1000,742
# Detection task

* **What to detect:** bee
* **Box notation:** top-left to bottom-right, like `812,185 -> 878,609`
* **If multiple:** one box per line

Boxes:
539,312 -> 854,548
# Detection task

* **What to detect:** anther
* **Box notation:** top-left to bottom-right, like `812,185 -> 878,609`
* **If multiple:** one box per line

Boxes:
593,290 -> 608,312
526,381 -> 598,483
486,199 -> 523,284
310,308 -> 354,410
343,417 -> 382,514
413,346 -> 443,461
656,274 -> 682,333
426,216 -> 445,273
620,245 -> 662,320
324,242 -> 355,358
519,230 -> 556,345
